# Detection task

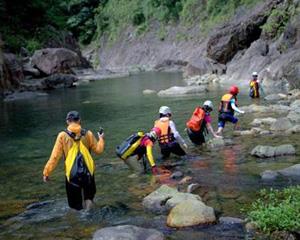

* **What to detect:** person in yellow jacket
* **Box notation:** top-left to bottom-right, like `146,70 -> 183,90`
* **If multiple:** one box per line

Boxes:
249,72 -> 260,98
43,111 -> 104,210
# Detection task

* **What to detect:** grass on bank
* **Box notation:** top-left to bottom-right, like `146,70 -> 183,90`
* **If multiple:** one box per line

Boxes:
247,186 -> 300,234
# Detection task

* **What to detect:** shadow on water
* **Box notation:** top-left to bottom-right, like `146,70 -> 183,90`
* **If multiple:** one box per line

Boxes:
0,72 -> 299,239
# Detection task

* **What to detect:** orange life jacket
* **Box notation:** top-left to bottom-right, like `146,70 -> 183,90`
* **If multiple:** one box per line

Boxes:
219,93 -> 237,114
186,107 -> 206,132
154,119 -> 174,144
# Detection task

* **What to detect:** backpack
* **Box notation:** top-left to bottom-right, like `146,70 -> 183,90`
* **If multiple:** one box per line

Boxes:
64,129 -> 94,186
116,132 -> 144,160
186,107 -> 206,132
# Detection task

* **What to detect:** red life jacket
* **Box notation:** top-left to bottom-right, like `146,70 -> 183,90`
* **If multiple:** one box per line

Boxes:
186,107 -> 206,132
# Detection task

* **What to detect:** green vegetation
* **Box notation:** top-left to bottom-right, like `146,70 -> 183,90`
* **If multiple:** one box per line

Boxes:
247,186 -> 300,233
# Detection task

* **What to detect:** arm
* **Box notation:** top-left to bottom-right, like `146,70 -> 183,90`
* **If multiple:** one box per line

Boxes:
146,145 -> 155,167
43,132 -> 64,178
206,122 -> 221,138
87,131 -> 105,155
169,120 -> 186,145
231,101 -> 244,114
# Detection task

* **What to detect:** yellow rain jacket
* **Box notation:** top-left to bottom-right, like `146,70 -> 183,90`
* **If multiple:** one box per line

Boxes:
43,123 -> 104,178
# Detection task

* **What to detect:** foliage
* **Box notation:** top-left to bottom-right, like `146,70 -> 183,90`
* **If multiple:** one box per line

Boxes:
247,186 -> 300,233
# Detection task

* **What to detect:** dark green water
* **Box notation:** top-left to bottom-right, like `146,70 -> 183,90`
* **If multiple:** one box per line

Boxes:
0,72 -> 299,239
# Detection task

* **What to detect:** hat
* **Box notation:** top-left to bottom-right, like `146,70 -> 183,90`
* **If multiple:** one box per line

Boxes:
66,111 -> 80,121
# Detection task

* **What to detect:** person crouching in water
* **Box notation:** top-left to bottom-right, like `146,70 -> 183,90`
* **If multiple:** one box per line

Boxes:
186,100 -> 222,145
154,106 -> 188,159
249,71 -> 260,98
216,86 -> 245,135
43,111 -> 105,210
117,127 -> 162,175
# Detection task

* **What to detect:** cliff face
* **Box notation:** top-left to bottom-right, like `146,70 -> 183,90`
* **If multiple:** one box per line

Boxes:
91,0 -> 300,89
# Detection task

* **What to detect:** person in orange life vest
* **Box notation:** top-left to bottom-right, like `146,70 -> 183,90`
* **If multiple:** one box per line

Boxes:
125,127 -> 162,175
186,100 -> 222,145
154,106 -> 187,159
216,85 -> 245,135
249,72 -> 260,98
43,111 -> 104,210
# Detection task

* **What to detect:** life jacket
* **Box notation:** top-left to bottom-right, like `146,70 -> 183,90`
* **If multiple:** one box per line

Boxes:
116,132 -> 144,160
249,80 -> 259,98
218,93 -> 237,114
186,107 -> 206,132
64,129 -> 95,185
154,119 -> 174,144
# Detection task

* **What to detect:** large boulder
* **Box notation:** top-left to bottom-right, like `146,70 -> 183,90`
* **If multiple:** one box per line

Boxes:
183,58 -> 226,77
285,125 -> 300,134
287,111 -> 300,123
32,48 -> 81,75
157,85 -> 207,97
2,53 -> 24,89
166,199 -> 216,227
278,164 -> 300,178
42,74 -> 78,89
184,73 -> 220,86
93,225 -> 164,240
207,0 -> 282,64
264,93 -> 287,101
270,118 -> 293,131
250,117 -> 277,127
142,185 -> 202,214
251,144 -> 295,158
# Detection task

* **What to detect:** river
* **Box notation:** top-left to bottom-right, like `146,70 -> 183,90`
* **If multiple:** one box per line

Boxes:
0,72 -> 299,239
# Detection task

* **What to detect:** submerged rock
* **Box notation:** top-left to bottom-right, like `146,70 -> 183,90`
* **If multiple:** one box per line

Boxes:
142,185 -> 201,214
260,170 -> 279,181
250,117 -> 277,127
219,217 -> 245,225
170,171 -> 184,179
4,91 -> 48,102
42,74 -> 78,89
167,199 -> 216,227
270,118 -> 293,131
184,73 -> 220,86
157,85 -> 207,97
93,225 -> 164,240
264,93 -> 287,101
251,144 -> 295,158
278,164 -> 300,178
143,89 -> 157,95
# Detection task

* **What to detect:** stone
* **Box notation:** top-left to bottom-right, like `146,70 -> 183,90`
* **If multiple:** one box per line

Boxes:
143,89 -> 157,95
287,111 -> 300,123
170,171 -> 184,179
184,73 -> 220,86
250,117 -> 277,127
32,48 -> 81,75
251,144 -> 295,158
167,199 -> 216,227
290,99 -> 300,110
260,170 -> 279,181
278,164 -> 300,178
207,138 -> 225,148
23,63 -> 40,77
157,85 -> 207,97
233,129 -> 255,136
3,91 -> 48,102
3,53 -> 24,88
93,225 -> 164,240
219,217 -> 245,225
264,93 -> 286,101
142,185 -> 202,214
285,125 -> 300,134
270,118 -> 293,131
183,59 -> 226,77
42,74 -> 78,89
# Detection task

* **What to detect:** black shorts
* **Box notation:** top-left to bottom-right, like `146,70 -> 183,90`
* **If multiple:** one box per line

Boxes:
65,176 -> 96,210
160,141 -> 186,158
187,128 -> 206,145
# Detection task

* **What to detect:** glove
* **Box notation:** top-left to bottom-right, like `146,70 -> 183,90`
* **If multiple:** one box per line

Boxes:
151,166 -> 159,175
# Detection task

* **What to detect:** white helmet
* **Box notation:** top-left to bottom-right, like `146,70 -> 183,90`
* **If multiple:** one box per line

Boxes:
252,71 -> 258,77
203,100 -> 213,110
159,106 -> 172,115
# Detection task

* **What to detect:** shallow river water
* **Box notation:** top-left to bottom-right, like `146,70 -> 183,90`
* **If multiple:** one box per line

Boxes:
0,72 -> 299,239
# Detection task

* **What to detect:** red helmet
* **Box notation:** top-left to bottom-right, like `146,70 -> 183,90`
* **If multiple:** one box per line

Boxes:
229,85 -> 239,95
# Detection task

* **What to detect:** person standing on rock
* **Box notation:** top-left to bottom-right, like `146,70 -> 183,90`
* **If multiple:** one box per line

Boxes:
186,100 -> 222,145
216,86 -> 245,135
249,72 -> 260,98
43,111 -> 105,210
154,106 -> 187,159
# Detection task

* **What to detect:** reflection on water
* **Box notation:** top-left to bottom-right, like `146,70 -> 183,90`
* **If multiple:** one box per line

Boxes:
0,72 -> 299,239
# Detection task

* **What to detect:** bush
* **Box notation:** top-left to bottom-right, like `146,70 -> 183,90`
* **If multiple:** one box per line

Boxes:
247,186 -> 300,233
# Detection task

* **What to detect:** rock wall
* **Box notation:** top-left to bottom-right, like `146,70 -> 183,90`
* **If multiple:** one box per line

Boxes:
90,0 -> 300,89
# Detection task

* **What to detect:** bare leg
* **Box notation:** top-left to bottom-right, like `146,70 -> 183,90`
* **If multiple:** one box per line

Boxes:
233,122 -> 240,130
84,199 -> 94,210
216,127 -> 223,135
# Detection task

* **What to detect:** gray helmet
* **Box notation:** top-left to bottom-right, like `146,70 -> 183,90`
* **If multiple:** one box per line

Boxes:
203,100 -> 213,110
159,106 -> 172,115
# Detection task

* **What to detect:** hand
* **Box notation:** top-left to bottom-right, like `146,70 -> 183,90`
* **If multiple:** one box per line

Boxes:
214,134 -> 223,139
240,110 -> 245,114
97,127 -> 104,138
43,175 -> 49,182
151,166 -> 159,175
